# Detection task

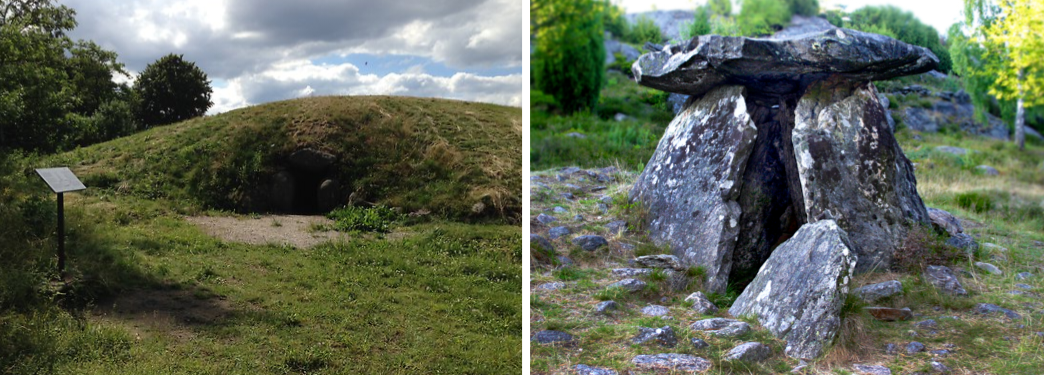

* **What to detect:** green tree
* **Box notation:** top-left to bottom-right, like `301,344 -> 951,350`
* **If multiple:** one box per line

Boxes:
682,6 -> 712,40
65,40 -> 125,116
135,53 -> 213,127
532,0 -> 605,114
709,0 -> 732,16
627,15 -> 663,45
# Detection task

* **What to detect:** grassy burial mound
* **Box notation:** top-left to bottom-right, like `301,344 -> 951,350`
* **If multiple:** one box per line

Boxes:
54,95 -> 522,221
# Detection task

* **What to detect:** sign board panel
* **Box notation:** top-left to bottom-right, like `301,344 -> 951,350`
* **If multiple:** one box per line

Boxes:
35,167 -> 86,193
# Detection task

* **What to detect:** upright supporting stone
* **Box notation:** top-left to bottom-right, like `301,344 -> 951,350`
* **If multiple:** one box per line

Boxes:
630,85 -> 758,293
792,76 -> 929,272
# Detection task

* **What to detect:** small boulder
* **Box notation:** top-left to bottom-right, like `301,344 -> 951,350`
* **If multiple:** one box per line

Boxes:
611,268 -> 652,277
724,342 -> 772,362
573,364 -> 618,375
607,278 -> 646,293
641,305 -> 670,317
906,341 -> 926,354
530,234 -> 555,265
595,301 -> 619,314
914,319 -> 938,330
536,213 -> 557,225
982,243 -> 1008,252
935,146 -> 969,156
946,233 -> 978,254
634,254 -> 685,270
684,291 -> 719,315
853,364 -> 892,375
631,353 -> 712,373
317,179 -> 341,212
572,235 -> 609,251
691,338 -> 709,349
974,262 -> 1003,275
632,326 -> 678,347
855,280 -> 903,303
552,206 -> 568,213
536,282 -> 565,291
930,361 -> 951,374
532,330 -> 575,346
976,165 -> 1000,176
975,303 -> 1021,320
1016,272 -> 1034,280
926,207 -> 963,236
690,317 -> 741,331
548,226 -> 571,240
709,322 -> 751,337
865,307 -> 913,321
605,220 -> 628,235
924,266 -> 967,295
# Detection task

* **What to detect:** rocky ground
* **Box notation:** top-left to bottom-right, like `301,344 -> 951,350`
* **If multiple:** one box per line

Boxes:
530,166 -> 1044,374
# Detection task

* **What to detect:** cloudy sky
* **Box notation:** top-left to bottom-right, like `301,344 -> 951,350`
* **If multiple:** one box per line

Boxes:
62,0 -> 525,114
617,0 -> 962,35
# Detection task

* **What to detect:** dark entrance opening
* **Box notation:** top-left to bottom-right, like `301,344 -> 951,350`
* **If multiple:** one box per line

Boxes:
290,169 -> 323,214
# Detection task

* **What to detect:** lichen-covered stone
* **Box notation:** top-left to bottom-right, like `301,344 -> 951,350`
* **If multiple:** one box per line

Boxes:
729,220 -> 858,359
574,364 -> 618,375
855,280 -> 903,303
924,266 -> 967,296
607,278 -> 647,293
632,28 -> 938,97
684,291 -> 719,315
634,254 -> 685,270
532,330 -> 575,346
927,207 -> 963,236
572,235 -> 609,251
724,342 -> 772,362
630,85 -> 758,293
792,77 -> 929,272
632,326 -> 678,347
631,353 -> 712,373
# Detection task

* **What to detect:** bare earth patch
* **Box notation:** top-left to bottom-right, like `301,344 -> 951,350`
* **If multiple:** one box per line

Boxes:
186,214 -> 346,248
92,287 -> 236,343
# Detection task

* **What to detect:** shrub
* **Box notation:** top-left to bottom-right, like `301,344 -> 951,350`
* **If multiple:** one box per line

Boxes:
533,0 -> 605,114
737,0 -> 791,36
955,191 -> 994,213
681,6 -> 712,40
892,225 -> 966,272
327,205 -> 401,233
627,15 -> 663,45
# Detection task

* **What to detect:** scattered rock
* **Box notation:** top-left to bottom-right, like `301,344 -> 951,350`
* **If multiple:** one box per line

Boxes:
982,243 -> 1008,252
574,364 -> 618,375
595,301 -> 618,314
548,226 -> 571,240
914,319 -> 938,330
906,341 -> 926,354
536,213 -> 557,225
531,234 -> 555,264
612,113 -> 629,122
729,220 -> 857,359
641,305 -> 670,317
865,307 -> 914,321
885,343 -> 898,355
553,206 -> 568,213
632,326 -> 677,347
532,330 -> 575,346
724,342 -> 772,362
316,179 -> 341,212
1016,283 -> 1033,290
925,265 -> 967,295
791,359 -> 810,373
1016,272 -> 1034,280
690,318 -> 740,331
634,254 -> 685,270
572,235 -> 608,251
631,353 -> 712,373
607,279 -> 646,293
926,207 -> 963,236
975,262 -> 1003,275
934,146 -> 969,156
930,361 -> 951,374
930,349 -> 951,357
855,280 -> 904,303
536,282 -> 565,291
564,132 -> 587,139
610,268 -> 653,277
853,364 -> 892,375
709,322 -> 751,337
946,233 -> 978,254
573,214 -> 584,222
975,303 -> 1021,319
562,193 -> 576,200
684,291 -> 719,315
904,107 -> 939,133
556,256 -> 574,267
691,338 -> 709,349
976,165 -> 1000,176
605,220 -> 628,235
598,195 -> 613,204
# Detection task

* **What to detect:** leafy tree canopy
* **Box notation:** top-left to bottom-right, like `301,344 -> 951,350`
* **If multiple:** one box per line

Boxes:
532,0 -> 605,114
135,53 -> 213,127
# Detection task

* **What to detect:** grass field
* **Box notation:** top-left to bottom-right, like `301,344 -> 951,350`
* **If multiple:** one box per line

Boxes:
0,95 -> 522,374
529,74 -> 1044,374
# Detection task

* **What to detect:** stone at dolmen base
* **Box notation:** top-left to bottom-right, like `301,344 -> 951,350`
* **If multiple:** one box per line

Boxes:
729,220 -> 857,359
629,85 -> 757,293
629,25 -> 935,293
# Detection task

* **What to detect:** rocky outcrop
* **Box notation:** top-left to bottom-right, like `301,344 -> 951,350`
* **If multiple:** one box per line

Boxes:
793,77 -> 930,272
630,85 -> 758,293
729,220 -> 858,359
632,28 -> 938,97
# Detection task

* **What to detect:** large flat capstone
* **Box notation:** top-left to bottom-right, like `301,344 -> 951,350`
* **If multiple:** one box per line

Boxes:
632,28 -> 939,97
630,85 -> 758,293
729,220 -> 857,359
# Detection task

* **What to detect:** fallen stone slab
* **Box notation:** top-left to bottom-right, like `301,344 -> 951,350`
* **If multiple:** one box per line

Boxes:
536,282 -> 566,291
925,265 -> 967,296
632,28 -> 938,97
926,207 -> 963,236
865,307 -> 913,321
532,330 -> 575,346
729,220 -> 857,359
853,364 -> 892,375
709,322 -> 751,337
1016,272 -> 1034,280
548,226 -> 570,240
631,353 -> 712,373
641,305 -> 670,317
634,254 -> 685,270
690,317 -> 742,331
607,279 -> 647,293
975,303 -> 1021,320
611,268 -> 653,277
975,262 -> 1003,275
572,235 -> 609,251
632,326 -> 678,347
724,342 -> 772,362
855,280 -> 903,303
630,85 -> 758,293
574,364 -> 618,375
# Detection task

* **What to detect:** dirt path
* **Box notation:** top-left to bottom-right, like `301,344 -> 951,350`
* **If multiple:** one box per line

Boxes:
186,214 -> 347,248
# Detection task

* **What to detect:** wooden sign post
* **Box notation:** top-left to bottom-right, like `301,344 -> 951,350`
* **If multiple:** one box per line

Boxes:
34,167 -> 86,279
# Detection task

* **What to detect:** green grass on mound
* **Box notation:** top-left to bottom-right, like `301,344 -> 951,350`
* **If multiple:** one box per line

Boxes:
49,95 -> 522,222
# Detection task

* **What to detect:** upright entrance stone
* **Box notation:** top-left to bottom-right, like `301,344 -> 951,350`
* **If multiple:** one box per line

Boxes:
630,27 -> 936,292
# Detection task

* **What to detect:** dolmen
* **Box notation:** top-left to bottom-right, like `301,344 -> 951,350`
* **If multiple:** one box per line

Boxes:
629,27 -> 937,359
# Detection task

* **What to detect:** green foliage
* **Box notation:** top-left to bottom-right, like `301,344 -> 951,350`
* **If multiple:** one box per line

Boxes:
626,15 -> 663,45
598,0 -> 629,39
709,0 -> 733,16
737,0 -> 791,36
135,53 -> 213,127
835,6 -> 952,73
327,205 -> 401,233
788,0 -> 818,16
681,6 -> 712,40
955,191 -> 995,213
594,286 -> 628,301
533,0 -> 605,114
